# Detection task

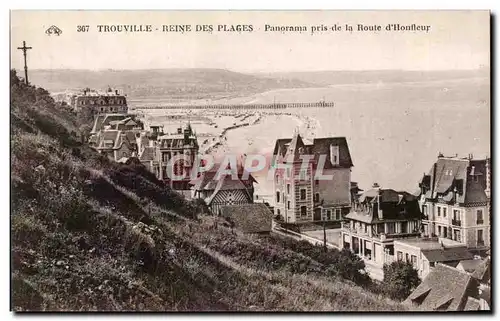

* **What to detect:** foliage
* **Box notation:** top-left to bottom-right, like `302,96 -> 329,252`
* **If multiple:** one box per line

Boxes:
10,70 -> 403,311
382,261 -> 421,300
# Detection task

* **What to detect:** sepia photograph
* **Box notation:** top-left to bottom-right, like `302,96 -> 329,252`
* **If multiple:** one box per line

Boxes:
9,10 -> 491,312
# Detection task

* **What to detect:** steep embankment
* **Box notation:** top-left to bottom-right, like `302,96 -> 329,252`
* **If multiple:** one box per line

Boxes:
10,70 -> 403,311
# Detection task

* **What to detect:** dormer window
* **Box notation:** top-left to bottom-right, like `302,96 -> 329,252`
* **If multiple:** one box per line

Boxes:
330,144 -> 339,166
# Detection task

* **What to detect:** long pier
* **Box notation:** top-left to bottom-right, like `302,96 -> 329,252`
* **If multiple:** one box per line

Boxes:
132,101 -> 335,110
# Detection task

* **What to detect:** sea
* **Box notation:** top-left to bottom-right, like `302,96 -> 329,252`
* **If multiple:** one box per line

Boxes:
197,76 -> 490,196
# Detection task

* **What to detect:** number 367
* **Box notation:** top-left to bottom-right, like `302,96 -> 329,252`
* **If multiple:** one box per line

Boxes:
77,25 -> 90,32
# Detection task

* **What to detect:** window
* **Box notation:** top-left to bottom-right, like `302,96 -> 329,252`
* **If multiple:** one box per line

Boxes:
401,222 -> 408,234
397,251 -> 403,261
315,179 -> 319,185
438,225 -> 442,236
277,209 -> 280,216
443,227 -> 447,238
453,229 -> 461,242
287,201 -> 291,210
437,207 -> 441,217
326,210 -> 331,220
453,209 -> 461,220
300,206 -> 307,217
330,145 -> 339,165
287,184 -> 290,194
276,191 -> 280,203
443,208 -> 447,218
405,253 -> 410,262
477,209 -> 484,224
299,169 -> 307,181
411,255 -> 417,264
314,193 -> 320,203
300,189 -> 306,200
477,230 -> 484,245
335,209 -> 342,220
386,223 -> 395,234
422,205 -> 428,215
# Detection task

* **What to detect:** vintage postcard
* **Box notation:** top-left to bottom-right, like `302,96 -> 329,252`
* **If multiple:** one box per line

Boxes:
10,10 -> 490,312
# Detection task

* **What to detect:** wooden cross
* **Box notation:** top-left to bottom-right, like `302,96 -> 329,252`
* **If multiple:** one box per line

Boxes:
17,41 -> 32,85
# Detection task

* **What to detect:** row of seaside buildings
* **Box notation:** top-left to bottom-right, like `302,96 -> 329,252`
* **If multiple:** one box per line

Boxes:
73,89 -> 491,311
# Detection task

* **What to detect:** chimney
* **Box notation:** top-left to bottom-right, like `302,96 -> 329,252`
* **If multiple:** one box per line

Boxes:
115,90 -> 119,95
485,157 -> 491,199
376,189 -> 383,220
372,182 -> 380,189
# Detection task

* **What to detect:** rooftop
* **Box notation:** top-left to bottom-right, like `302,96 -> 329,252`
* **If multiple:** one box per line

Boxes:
394,237 -> 465,250
220,203 -> 273,234
405,264 -> 476,311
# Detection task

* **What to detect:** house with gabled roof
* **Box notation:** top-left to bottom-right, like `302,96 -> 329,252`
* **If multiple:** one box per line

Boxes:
340,184 -> 423,268
90,113 -> 130,135
418,154 -> 491,252
272,131 -> 353,224
190,167 -> 256,215
405,263 -> 481,311
157,123 -> 199,190
92,129 -> 139,162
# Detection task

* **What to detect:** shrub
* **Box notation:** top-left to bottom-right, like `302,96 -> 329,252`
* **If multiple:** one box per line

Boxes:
382,261 -> 421,300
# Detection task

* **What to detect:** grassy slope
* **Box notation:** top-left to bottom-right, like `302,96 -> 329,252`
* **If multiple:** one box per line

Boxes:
10,70 -> 403,311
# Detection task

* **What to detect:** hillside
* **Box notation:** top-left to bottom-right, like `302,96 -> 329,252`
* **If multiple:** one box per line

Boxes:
28,69 -> 318,103
10,69 -> 404,311
257,69 -> 489,86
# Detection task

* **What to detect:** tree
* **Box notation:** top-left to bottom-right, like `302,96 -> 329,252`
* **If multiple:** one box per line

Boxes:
382,261 -> 421,300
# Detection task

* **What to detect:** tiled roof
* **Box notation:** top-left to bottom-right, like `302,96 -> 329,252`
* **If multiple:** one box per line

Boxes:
191,168 -> 256,191
351,188 -> 422,222
91,113 -> 129,134
91,115 -> 106,134
97,130 -> 120,149
471,257 -> 490,284
284,133 -> 306,163
421,247 -> 473,263
272,136 -> 353,168
311,137 -> 353,168
345,211 -> 375,224
139,146 -> 156,161
464,297 -> 480,311
272,138 -> 291,157
220,203 -> 273,233
406,264 -> 475,311
457,259 -> 484,273
420,157 -> 489,205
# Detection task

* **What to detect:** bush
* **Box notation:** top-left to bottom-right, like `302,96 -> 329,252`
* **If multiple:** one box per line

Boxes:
382,261 -> 421,300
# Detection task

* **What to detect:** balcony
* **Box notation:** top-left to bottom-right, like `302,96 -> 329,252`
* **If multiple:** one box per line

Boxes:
452,219 -> 462,227
477,219 -> 484,225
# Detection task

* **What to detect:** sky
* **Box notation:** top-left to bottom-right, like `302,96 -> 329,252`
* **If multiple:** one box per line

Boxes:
10,10 -> 490,72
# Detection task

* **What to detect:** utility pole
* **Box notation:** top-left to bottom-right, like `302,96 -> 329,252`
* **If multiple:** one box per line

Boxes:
323,219 -> 327,252
17,41 -> 32,85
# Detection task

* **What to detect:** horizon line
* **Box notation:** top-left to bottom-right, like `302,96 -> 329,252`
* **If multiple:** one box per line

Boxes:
21,67 -> 490,73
